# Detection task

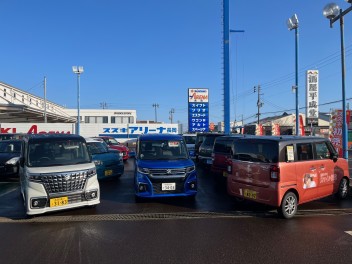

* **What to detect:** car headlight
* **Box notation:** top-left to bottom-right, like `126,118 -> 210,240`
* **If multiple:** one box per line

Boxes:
186,166 -> 195,173
5,157 -> 20,165
28,173 -> 42,183
137,167 -> 149,174
93,160 -> 103,166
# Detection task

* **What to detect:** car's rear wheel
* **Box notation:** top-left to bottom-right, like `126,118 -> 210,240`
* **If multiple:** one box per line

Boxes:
336,178 -> 349,199
278,192 -> 297,219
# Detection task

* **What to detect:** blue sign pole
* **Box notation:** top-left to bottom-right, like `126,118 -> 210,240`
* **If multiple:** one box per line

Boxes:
223,0 -> 230,135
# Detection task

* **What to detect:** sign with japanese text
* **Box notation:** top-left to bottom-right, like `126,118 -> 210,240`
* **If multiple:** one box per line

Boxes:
329,109 -> 351,157
306,70 -> 319,126
188,88 -> 209,132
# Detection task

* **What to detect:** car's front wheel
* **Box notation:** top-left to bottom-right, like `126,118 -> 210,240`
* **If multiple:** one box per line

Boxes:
278,192 -> 297,219
336,178 -> 349,199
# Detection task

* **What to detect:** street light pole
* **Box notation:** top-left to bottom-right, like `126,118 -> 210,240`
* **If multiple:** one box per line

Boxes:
72,66 -> 84,135
323,1 -> 352,159
287,14 -> 300,136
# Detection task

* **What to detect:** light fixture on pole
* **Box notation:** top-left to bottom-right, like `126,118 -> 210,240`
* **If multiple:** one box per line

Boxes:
323,0 -> 352,159
72,66 -> 84,135
152,103 -> 159,123
287,14 -> 300,136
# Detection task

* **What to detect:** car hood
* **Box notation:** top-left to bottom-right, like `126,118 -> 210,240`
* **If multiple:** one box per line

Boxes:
136,159 -> 194,169
109,145 -> 128,151
0,153 -> 19,164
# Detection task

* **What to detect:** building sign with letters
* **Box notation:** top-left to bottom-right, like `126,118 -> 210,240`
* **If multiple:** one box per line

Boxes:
188,88 -> 209,132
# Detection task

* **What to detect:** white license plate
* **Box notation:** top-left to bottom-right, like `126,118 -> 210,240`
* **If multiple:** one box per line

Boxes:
162,182 -> 176,191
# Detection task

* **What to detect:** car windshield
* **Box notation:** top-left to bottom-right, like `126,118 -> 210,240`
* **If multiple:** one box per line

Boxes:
183,135 -> 196,144
138,140 -> 188,160
0,141 -> 21,153
233,141 -> 279,163
87,141 -> 109,155
28,139 -> 91,167
202,136 -> 218,147
106,137 -> 120,145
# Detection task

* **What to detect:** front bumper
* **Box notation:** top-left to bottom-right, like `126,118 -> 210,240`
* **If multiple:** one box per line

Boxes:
24,176 -> 100,215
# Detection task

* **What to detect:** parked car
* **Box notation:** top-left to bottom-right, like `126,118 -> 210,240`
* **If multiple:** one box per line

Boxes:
19,134 -> 100,215
227,136 -> 350,219
0,139 -> 22,179
94,136 -> 129,162
211,135 -> 244,177
197,133 -> 224,166
134,134 -> 197,200
182,133 -> 196,158
86,138 -> 124,180
124,138 -> 137,157
0,133 -> 26,141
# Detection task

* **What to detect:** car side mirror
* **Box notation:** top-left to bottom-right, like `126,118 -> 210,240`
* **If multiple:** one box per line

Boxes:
330,153 -> 338,162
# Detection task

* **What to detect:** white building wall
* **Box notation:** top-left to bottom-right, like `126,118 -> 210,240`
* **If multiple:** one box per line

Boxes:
62,109 -> 137,124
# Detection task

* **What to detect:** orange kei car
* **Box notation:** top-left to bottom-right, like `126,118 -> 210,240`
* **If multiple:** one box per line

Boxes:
227,136 -> 350,219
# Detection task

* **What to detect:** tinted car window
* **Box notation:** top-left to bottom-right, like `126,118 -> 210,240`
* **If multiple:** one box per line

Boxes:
213,140 -> 232,154
297,143 -> 313,161
315,142 -> 331,160
183,136 -> 196,144
202,136 -> 217,147
233,140 -> 279,163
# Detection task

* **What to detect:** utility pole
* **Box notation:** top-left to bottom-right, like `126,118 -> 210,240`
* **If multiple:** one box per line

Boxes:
254,85 -> 263,124
169,108 -> 175,123
100,102 -> 108,109
152,103 -> 159,122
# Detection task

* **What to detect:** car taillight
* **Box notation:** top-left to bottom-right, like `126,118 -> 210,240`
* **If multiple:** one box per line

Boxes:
270,165 -> 280,182
226,159 -> 233,174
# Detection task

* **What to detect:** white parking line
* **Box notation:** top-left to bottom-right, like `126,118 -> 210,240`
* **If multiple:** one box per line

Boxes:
345,231 -> 352,236
0,185 -> 19,197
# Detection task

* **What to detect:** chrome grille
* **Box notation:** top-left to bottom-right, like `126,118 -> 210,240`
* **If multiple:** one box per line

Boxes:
40,170 -> 89,194
148,168 -> 186,176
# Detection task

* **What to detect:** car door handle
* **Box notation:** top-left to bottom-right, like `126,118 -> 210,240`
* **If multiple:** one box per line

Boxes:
320,165 -> 325,169
310,167 -> 316,171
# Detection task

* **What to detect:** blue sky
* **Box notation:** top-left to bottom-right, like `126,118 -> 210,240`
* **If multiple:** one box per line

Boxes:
1,0 -> 352,129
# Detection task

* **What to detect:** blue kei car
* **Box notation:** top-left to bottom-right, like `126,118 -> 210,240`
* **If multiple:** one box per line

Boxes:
86,138 -> 124,180
134,134 -> 197,200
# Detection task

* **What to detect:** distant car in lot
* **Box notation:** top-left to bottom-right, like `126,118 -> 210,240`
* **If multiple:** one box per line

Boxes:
211,135 -> 244,177
182,133 -> 196,158
0,139 -> 22,179
227,136 -> 350,219
197,133 -> 224,166
0,133 -> 26,141
134,134 -> 197,200
86,138 -> 124,180
94,136 -> 129,162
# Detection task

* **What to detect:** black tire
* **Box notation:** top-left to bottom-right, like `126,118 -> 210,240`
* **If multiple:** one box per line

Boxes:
336,178 -> 349,199
135,195 -> 143,203
278,192 -> 297,219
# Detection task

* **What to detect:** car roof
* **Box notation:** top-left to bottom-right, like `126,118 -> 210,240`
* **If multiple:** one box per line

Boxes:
85,137 -> 102,143
24,134 -> 85,143
215,135 -> 246,141
139,134 -> 183,141
236,135 -> 328,143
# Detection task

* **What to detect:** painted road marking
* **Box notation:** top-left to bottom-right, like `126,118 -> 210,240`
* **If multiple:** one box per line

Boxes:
0,184 -> 19,197
345,231 -> 352,236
